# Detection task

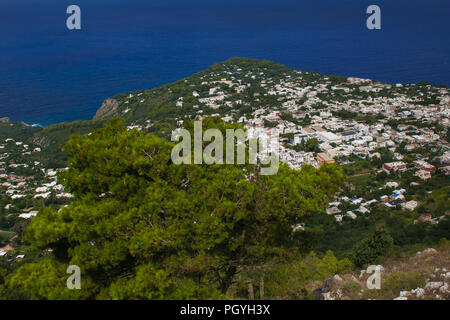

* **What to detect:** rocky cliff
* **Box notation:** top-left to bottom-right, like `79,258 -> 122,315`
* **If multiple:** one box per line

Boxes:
93,99 -> 120,120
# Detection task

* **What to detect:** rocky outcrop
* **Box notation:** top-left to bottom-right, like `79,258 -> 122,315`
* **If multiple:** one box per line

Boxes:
417,248 -> 438,255
93,99 -> 120,120
394,280 -> 449,300
0,117 -> 10,123
312,246 -> 450,300
314,274 -> 344,300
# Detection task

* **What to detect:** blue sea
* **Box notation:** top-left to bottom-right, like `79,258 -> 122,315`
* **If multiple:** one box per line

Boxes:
0,0 -> 449,126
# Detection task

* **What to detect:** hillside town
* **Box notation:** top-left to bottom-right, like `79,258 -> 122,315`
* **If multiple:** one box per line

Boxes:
0,135 -> 72,258
103,58 -> 449,225
0,59 -> 449,299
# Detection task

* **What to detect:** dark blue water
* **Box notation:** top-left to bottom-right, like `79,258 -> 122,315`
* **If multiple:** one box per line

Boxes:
0,0 -> 449,126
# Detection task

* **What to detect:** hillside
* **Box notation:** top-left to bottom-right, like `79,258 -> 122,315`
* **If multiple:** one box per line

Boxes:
0,57 -> 449,300
3,57 -> 448,154
314,242 -> 450,300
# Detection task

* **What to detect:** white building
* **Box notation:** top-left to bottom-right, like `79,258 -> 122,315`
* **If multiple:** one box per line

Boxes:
317,131 -> 342,144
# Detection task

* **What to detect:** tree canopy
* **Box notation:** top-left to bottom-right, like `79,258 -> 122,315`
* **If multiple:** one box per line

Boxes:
4,118 -> 344,299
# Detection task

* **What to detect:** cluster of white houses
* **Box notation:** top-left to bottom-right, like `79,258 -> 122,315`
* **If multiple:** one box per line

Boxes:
1,137 -> 73,221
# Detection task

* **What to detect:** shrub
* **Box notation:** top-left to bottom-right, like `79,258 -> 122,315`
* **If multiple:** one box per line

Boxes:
382,271 -> 425,295
351,228 -> 394,268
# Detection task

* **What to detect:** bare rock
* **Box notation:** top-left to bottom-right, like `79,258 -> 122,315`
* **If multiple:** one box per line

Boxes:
314,274 -> 344,300
417,248 -> 438,256
411,288 -> 425,298
322,292 -> 333,300
439,283 -> 449,294
425,281 -> 443,291
399,291 -> 411,297
93,98 -> 120,120
333,274 -> 343,282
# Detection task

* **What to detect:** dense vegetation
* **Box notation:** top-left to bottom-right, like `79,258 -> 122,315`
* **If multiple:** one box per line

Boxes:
1,119 -> 346,299
0,58 -> 448,300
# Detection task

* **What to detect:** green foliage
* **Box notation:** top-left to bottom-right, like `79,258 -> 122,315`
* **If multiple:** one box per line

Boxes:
1,57 -> 449,300
246,251 -> 352,299
0,231 -> 15,245
341,281 -> 361,297
304,138 -> 320,153
0,123 -> 42,141
381,271 -> 425,295
350,228 -> 394,268
98,263 -> 225,300
279,112 -> 299,124
4,118 -> 344,299
417,186 -> 450,217
31,120 -> 108,168
291,138 -> 321,153
6,259 -> 97,300
263,119 -> 278,128
313,251 -> 353,280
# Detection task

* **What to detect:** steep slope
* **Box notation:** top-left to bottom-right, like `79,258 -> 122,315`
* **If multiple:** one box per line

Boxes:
315,242 -> 450,300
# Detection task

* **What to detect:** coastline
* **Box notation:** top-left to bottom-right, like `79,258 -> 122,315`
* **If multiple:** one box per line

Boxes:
4,67 -> 449,129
